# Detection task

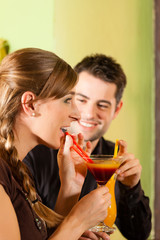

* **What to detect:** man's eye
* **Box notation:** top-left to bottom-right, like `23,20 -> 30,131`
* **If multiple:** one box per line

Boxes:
98,104 -> 109,109
76,98 -> 86,103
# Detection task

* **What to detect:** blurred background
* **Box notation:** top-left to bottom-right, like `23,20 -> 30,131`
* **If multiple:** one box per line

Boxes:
0,0 -> 155,239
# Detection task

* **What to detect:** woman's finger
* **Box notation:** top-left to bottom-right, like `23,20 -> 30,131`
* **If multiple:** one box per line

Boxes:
57,136 -> 65,158
93,231 -> 111,240
80,230 -> 99,240
85,141 -> 92,156
63,135 -> 73,156
77,133 -> 84,148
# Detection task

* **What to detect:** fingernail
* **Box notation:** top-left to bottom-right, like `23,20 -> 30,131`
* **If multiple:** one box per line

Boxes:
106,237 -> 110,240
65,135 -> 70,142
120,173 -> 124,177
116,169 -> 121,174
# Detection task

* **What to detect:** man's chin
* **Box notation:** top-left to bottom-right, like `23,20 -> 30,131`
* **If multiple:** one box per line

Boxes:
82,133 -> 100,142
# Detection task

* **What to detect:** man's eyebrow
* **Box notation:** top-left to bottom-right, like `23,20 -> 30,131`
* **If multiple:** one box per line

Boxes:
75,93 -> 90,100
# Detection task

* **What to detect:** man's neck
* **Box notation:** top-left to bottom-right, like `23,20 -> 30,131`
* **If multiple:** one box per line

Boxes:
84,138 -> 100,153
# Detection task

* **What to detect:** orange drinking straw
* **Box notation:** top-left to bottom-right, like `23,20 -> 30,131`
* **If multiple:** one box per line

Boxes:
65,132 -> 93,163
113,139 -> 119,158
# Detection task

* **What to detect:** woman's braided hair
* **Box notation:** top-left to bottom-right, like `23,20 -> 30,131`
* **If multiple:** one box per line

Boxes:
0,48 -> 77,227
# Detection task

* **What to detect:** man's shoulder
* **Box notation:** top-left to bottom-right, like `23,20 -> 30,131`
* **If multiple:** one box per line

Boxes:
23,145 -> 58,167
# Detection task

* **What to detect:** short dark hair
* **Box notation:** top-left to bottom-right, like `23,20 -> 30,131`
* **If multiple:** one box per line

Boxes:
74,54 -> 127,103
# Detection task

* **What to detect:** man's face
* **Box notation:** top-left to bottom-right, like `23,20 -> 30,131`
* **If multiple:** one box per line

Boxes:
70,71 -> 122,143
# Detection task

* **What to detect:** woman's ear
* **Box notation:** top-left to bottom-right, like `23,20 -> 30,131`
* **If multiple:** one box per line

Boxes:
21,91 -> 36,117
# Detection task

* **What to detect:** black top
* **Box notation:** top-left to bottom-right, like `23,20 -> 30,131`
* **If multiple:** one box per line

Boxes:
23,137 -> 152,240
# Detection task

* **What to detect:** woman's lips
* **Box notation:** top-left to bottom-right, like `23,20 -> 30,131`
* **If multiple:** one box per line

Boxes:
60,127 -> 69,137
61,128 -> 67,133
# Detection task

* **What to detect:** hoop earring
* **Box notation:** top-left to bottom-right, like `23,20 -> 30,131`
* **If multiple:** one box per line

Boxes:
31,112 -> 36,117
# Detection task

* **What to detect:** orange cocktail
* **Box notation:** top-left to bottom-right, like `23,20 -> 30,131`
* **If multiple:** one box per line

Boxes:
86,155 -> 122,234
104,174 -> 117,227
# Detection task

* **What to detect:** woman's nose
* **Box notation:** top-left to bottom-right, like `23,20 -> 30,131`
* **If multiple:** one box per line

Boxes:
70,102 -> 80,121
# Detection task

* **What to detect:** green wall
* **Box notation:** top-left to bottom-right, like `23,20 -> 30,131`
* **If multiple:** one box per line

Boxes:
0,0 -> 54,52
0,0 -> 155,238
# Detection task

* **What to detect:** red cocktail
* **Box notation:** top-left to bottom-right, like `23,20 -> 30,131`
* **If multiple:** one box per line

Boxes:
86,158 -> 120,185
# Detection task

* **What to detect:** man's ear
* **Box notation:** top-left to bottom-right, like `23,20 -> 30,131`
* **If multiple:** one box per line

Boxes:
113,100 -> 123,120
21,91 -> 36,116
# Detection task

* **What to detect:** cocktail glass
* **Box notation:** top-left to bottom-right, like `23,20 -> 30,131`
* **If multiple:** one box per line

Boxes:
86,155 -> 123,234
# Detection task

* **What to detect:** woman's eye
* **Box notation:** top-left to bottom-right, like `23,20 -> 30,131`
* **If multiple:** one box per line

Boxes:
64,97 -> 72,103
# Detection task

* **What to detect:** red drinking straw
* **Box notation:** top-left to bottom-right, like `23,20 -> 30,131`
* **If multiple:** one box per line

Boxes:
65,132 -> 93,163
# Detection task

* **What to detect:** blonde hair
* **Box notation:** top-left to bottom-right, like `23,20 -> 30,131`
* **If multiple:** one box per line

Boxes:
0,48 -> 77,227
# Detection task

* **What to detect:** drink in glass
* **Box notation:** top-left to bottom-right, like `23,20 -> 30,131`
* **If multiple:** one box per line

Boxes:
86,155 -> 123,234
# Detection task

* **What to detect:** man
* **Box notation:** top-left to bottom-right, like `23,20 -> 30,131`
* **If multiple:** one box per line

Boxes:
23,54 -> 151,240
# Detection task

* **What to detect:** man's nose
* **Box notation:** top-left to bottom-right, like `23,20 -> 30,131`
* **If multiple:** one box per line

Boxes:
81,104 -> 96,119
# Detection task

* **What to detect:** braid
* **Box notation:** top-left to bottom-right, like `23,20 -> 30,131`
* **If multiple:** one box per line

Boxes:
18,159 -> 64,228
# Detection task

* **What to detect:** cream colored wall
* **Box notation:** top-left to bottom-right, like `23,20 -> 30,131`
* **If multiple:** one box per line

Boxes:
53,0 -> 154,239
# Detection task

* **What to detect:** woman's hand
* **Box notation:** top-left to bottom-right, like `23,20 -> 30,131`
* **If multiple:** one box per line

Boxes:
67,186 -> 111,231
51,186 -> 111,240
79,230 -> 110,240
58,133 -> 91,193
116,140 -> 142,188
55,133 -> 91,216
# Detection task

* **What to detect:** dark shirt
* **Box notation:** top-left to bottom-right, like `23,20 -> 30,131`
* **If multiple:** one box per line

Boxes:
23,137 -> 152,240
0,157 -> 47,240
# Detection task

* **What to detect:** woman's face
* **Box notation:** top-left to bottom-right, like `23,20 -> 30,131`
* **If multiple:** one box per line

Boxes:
31,88 -> 80,149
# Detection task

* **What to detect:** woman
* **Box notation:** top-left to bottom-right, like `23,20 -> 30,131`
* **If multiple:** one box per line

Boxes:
0,48 -> 111,240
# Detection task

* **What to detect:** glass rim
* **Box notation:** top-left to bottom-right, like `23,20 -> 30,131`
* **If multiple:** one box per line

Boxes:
90,155 -> 124,162
90,155 -> 114,158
